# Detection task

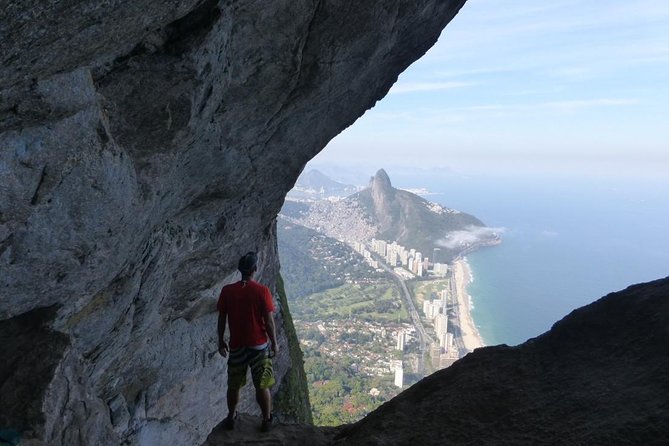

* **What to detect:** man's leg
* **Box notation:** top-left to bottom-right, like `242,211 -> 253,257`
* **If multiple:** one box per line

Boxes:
250,348 -> 276,430
255,387 -> 272,420
227,387 -> 240,417
223,386 -> 240,430
225,352 -> 248,429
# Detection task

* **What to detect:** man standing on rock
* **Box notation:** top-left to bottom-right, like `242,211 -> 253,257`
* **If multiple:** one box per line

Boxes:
217,251 -> 279,432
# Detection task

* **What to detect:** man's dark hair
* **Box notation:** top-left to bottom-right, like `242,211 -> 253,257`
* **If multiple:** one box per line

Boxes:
238,251 -> 258,276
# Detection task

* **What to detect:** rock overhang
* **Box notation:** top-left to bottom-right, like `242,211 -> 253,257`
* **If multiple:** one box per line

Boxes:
0,1 -> 469,444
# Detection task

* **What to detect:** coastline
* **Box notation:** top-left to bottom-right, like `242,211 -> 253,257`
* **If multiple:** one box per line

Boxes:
452,257 -> 485,351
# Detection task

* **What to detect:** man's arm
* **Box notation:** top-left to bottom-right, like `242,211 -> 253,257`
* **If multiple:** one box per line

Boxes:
265,311 -> 279,357
217,310 -> 229,357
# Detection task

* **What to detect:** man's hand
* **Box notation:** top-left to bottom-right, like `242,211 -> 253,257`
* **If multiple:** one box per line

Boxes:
265,311 -> 278,358
218,341 -> 229,357
217,312 -> 228,357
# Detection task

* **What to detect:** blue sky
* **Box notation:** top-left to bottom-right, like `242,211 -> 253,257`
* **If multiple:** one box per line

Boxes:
311,0 -> 669,177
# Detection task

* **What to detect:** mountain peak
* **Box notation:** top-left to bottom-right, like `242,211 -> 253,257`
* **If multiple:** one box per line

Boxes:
371,168 -> 393,192
370,169 -> 395,201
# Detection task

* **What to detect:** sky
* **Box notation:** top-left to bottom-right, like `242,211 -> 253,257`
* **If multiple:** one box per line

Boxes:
311,0 -> 669,177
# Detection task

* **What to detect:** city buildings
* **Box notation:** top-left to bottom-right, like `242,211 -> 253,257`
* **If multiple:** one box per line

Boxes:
433,263 -> 449,276
362,238 -> 454,279
423,299 -> 441,319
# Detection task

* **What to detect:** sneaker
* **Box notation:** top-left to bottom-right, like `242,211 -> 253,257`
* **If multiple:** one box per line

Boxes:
224,412 -> 237,430
260,414 -> 273,432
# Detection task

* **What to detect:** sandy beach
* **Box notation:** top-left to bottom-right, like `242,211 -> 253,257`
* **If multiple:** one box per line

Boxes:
452,258 -> 485,351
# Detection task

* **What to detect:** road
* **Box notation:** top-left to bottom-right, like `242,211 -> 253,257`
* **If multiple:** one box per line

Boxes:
449,275 -> 468,356
374,256 -> 435,375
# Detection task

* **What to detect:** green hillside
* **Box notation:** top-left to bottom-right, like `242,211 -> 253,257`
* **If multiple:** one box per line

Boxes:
277,217 -> 383,300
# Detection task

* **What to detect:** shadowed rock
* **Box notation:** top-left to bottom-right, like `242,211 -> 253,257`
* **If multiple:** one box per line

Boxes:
202,414 -> 338,446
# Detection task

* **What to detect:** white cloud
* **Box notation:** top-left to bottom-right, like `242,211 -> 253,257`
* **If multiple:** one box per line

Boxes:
437,226 -> 506,250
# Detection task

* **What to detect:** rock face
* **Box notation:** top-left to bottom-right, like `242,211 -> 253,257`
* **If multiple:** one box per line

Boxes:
333,277 -> 669,445
0,0 -> 467,444
369,169 -> 397,233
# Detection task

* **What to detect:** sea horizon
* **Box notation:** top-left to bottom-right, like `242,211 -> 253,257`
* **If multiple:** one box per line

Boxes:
437,172 -> 669,346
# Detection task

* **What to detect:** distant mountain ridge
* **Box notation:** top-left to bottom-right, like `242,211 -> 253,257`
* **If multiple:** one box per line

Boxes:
288,169 -> 360,200
282,169 -> 499,262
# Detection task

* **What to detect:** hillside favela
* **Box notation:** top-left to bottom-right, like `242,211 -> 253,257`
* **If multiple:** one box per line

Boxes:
279,168 -> 501,424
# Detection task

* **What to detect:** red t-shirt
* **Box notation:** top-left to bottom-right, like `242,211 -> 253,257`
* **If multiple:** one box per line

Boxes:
217,280 -> 275,349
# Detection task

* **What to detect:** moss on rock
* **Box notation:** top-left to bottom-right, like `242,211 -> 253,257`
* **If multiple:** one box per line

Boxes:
274,274 -> 313,424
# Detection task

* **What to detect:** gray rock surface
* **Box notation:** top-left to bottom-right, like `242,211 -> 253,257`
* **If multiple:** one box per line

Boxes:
0,0 -> 467,444
202,414 -> 337,446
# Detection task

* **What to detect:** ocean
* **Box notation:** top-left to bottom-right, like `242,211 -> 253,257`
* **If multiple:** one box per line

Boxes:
390,170 -> 669,346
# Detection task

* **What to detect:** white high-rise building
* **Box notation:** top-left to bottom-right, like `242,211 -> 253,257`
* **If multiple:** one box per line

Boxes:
438,299 -> 448,314
397,245 -> 408,265
396,330 -> 406,351
435,313 -> 448,336
414,252 -> 423,276
371,239 -> 381,255
424,299 -> 440,319
387,249 -> 398,266
375,239 -> 388,256
430,302 -> 440,319
433,263 -> 448,276
392,360 -> 404,388
439,331 -> 448,349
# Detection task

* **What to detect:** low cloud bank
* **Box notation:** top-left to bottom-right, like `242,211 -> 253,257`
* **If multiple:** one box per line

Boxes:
437,226 -> 506,249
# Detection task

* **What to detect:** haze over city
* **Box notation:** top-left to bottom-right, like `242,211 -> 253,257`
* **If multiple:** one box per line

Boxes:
312,0 -> 669,177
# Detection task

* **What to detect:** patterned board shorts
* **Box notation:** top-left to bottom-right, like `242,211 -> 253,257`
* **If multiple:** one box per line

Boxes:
227,346 -> 275,390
